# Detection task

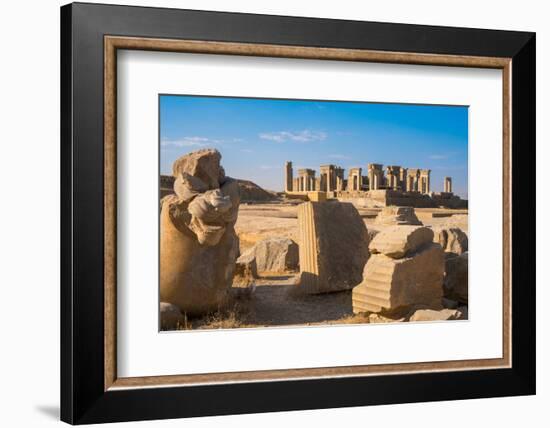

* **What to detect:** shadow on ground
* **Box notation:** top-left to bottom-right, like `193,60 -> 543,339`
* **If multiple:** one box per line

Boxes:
236,274 -> 355,326
35,405 -> 59,420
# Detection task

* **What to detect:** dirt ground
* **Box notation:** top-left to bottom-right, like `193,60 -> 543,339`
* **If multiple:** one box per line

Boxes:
184,201 -> 468,330
235,201 -> 468,252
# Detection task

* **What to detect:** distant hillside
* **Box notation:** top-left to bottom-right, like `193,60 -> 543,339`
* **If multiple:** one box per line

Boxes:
235,179 -> 279,202
159,175 -> 278,202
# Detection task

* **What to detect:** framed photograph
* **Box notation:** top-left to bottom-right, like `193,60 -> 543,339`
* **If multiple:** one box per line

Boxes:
61,2 -> 536,424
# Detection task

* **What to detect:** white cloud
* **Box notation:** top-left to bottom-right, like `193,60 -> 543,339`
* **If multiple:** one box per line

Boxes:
259,130 -> 327,143
429,151 -> 459,160
161,136 -> 221,148
259,165 -> 279,170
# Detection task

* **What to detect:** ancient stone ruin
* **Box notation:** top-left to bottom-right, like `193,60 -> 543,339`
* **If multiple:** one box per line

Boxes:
433,226 -> 468,257
297,201 -> 370,294
432,226 -> 469,304
240,237 -> 299,274
443,252 -> 468,304
160,302 -> 185,330
352,226 -> 445,314
233,252 -> 259,288
375,206 -> 423,226
158,149 -> 468,328
284,161 -> 467,209
160,149 -> 240,316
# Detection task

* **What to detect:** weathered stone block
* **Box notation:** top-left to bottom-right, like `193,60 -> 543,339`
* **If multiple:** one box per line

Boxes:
233,252 -> 258,287
160,302 -> 185,330
352,243 -> 444,314
307,191 -> 327,202
369,226 -> 434,259
375,206 -> 422,226
241,237 -> 299,274
297,201 -> 370,294
433,226 -> 468,256
444,251 -> 468,303
408,308 -> 465,322
172,148 -> 224,189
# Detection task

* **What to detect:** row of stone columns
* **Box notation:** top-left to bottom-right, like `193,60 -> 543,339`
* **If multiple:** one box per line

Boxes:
286,162 -> 441,194
368,163 -> 384,190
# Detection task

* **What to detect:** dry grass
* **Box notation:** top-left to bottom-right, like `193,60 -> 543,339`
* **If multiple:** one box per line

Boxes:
176,301 -> 255,330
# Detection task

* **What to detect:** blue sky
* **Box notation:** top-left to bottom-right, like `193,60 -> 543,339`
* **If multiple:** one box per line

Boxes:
160,95 -> 468,198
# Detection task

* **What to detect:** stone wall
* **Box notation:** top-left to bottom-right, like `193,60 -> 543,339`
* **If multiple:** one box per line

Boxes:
336,189 -> 467,209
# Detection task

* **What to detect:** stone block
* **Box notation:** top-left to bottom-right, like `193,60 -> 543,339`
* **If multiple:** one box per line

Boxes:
160,302 -> 185,330
369,226 -> 434,259
433,226 -> 468,256
233,252 -> 258,287
444,252 -> 468,303
408,308 -> 465,322
375,206 -> 422,225
352,243 -> 444,314
307,191 -> 327,202
241,237 -> 299,274
297,201 -> 370,294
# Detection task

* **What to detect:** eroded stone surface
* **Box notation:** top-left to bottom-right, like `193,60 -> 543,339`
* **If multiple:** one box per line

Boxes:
368,313 -> 406,323
352,243 -> 444,314
297,201 -> 370,294
433,226 -> 468,256
160,149 -> 240,316
241,237 -> 299,274
160,302 -> 185,330
233,252 -> 259,287
409,308 -> 464,322
444,252 -> 468,304
374,206 -> 422,226
369,226 -> 434,259
172,148 -> 224,189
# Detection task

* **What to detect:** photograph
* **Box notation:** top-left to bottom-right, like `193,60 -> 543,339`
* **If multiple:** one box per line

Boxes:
158,95 -> 469,330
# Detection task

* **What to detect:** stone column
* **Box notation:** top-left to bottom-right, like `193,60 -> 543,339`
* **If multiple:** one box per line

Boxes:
418,169 -> 430,194
368,170 -> 374,190
444,177 -> 452,193
297,201 -> 369,294
426,170 -> 431,193
285,161 -> 293,192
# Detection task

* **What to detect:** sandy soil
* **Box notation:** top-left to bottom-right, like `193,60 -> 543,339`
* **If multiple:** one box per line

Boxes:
188,273 -> 369,330
235,201 -> 468,252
